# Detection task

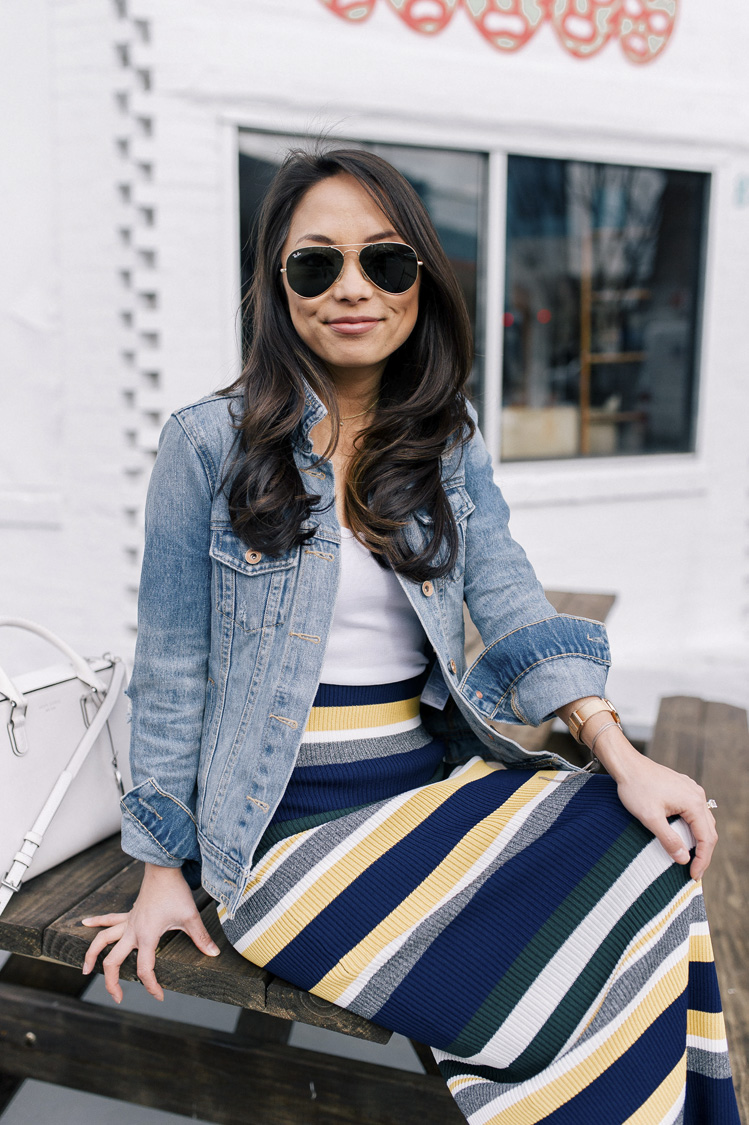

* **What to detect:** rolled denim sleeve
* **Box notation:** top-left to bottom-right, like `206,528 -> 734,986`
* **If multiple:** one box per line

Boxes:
120,414 -> 212,874
460,409 -> 611,726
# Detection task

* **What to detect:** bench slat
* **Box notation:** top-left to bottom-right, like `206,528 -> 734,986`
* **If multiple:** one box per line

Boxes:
264,975 -> 392,1044
0,835 -> 128,956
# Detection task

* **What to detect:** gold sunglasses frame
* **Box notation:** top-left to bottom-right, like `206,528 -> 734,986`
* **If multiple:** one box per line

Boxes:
280,242 -> 423,299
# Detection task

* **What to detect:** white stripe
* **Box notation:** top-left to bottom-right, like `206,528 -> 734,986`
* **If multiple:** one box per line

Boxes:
333,776 -> 567,1008
233,786 -> 424,955
465,939 -> 691,1123
301,715 -> 423,743
473,821 -> 696,1068
557,881 -> 699,1057
659,1087 -> 687,1125
687,1034 -> 729,1053
689,917 -> 710,937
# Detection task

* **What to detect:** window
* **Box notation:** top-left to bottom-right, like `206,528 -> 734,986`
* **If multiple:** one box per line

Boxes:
502,156 -> 709,460
237,133 -> 709,462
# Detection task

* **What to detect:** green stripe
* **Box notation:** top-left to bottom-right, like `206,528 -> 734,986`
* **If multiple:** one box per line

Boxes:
507,863 -> 691,1081
448,818 -> 655,1057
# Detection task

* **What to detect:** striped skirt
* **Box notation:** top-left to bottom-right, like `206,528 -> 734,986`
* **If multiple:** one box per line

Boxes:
217,689 -> 739,1124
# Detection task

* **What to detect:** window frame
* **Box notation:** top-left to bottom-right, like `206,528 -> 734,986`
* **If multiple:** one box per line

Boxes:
220,114 -> 719,507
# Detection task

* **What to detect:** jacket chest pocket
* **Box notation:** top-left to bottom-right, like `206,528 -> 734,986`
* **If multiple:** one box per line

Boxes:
210,529 -> 298,634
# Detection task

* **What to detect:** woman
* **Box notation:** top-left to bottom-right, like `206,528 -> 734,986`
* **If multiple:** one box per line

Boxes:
81,149 -> 739,1123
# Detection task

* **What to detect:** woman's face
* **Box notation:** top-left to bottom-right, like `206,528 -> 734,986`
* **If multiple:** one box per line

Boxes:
280,173 -> 420,384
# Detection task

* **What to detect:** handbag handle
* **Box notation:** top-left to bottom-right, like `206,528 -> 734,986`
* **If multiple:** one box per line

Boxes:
0,618 -> 108,756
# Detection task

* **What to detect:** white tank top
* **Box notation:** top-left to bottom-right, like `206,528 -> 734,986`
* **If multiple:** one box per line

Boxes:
318,527 -> 430,686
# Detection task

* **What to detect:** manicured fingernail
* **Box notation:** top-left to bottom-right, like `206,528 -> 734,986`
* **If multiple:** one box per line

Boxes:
675,848 -> 689,863
208,943 -> 220,955
115,997 -> 121,1005
81,918 -> 92,925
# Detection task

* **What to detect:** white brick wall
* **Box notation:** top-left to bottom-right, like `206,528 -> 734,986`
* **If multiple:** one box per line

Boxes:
1,0 -> 748,729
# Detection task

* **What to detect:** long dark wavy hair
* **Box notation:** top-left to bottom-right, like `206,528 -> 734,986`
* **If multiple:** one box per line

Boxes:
219,147 -> 475,581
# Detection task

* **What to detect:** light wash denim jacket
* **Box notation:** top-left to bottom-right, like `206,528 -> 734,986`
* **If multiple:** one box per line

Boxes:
120,388 -> 611,918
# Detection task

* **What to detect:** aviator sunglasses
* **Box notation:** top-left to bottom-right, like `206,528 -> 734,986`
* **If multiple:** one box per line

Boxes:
281,242 -> 422,299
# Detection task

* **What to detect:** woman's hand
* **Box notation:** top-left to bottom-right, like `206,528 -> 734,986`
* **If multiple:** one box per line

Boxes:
80,862 -> 220,1003
563,706 -> 718,881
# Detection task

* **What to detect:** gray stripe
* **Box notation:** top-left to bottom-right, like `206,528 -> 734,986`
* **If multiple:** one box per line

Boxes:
349,773 -> 590,1027
576,901 -> 694,1045
687,1045 -> 733,1080
297,724 -> 433,766
221,798 -> 396,944
451,1075 -> 518,1121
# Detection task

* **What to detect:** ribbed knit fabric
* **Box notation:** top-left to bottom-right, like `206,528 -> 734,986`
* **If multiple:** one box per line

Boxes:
219,759 -> 740,1124
255,673 -> 447,861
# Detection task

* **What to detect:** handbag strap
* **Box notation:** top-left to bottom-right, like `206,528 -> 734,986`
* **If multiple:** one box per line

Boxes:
0,658 -> 127,917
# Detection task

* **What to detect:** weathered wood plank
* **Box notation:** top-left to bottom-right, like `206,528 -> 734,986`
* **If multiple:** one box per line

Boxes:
265,976 -> 392,1044
0,982 -> 462,1124
0,954 -> 96,1113
0,834 -> 129,956
648,696 -> 749,1121
233,1007 -> 292,1045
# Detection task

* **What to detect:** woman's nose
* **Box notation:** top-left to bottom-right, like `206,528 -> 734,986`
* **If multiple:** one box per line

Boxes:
332,250 -> 374,300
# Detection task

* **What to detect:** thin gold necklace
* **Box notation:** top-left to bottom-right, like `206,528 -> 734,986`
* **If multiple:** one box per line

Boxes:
339,399 -> 378,424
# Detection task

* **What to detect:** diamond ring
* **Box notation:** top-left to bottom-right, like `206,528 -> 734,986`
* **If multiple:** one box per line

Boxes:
706,799 -> 718,810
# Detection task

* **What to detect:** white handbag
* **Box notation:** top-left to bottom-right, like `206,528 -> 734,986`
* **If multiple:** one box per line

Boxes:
0,618 -> 132,916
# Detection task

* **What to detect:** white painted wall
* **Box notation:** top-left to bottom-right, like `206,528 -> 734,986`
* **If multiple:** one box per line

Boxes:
1,0 -> 747,730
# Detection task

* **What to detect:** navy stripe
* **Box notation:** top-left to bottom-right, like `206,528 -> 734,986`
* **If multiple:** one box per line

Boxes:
539,993 -> 688,1124
688,959 -> 725,1014
684,1070 -> 741,1124
263,768 -> 535,992
274,741 -> 447,820
376,776 -> 635,1048
312,671 -> 428,709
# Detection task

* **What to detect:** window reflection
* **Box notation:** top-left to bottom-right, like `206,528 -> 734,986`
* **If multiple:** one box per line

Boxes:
502,155 -> 708,459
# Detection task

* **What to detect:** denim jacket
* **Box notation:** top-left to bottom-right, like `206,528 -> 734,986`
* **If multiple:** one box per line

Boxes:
120,388 -> 611,918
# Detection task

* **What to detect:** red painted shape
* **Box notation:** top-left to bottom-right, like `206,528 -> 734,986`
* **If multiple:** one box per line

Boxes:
317,0 -> 679,62
319,0 -> 377,21
464,0 -> 547,52
548,0 -> 623,59
618,0 -> 677,64
388,0 -> 459,35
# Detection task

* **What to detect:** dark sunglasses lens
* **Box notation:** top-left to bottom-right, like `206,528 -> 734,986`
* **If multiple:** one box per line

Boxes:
360,243 -> 419,293
285,247 -> 343,297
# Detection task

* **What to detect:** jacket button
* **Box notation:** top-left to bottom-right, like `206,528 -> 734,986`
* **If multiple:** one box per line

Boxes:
421,580 -> 434,597
245,550 -> 262,564
449,659 -> 458,675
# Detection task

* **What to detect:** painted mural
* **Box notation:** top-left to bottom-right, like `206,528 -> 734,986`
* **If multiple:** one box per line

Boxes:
319,0 -> 679,63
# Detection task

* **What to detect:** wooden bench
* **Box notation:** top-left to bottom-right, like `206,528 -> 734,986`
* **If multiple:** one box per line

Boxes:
1,697 -> 746,1120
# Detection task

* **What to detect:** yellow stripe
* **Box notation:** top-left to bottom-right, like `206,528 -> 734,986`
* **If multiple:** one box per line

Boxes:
216,832 -> 309,922
623,1055 -> 686,1124
305,695 -> 420,732
313,772 -> 555,1003
687,1008 -> 726,1041
482,961 -> 689,1125
240,759 -> 499,964
688,932 -> 715,963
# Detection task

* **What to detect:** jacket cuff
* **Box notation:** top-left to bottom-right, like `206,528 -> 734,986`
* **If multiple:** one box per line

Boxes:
120,778 -> 201,867
462,614 -> 611,727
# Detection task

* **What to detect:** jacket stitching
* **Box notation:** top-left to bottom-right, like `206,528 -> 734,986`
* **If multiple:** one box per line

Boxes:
467,615 -> 606,674
173,411 -> 218,494
509,691 -> 531,725
303,549 -> 334,561
487,652 -> 610,719
137,798 -> 163,820
270,713 -> 298,729
246,796 -> 270,811
148,779 -> 198,825
121,805 -> 180,862
289,632 -> 321,643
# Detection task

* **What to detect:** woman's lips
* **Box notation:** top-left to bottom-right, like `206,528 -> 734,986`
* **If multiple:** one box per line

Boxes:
326,317 -> 381,336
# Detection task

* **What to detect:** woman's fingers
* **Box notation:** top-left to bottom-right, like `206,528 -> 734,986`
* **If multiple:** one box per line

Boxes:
81,913 -> 130,927
136,944 -> 165,1002
82,922 -> 126,975
183,915 -> 221,958
101,934 -> 135,1004
679,804 -> 718,881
